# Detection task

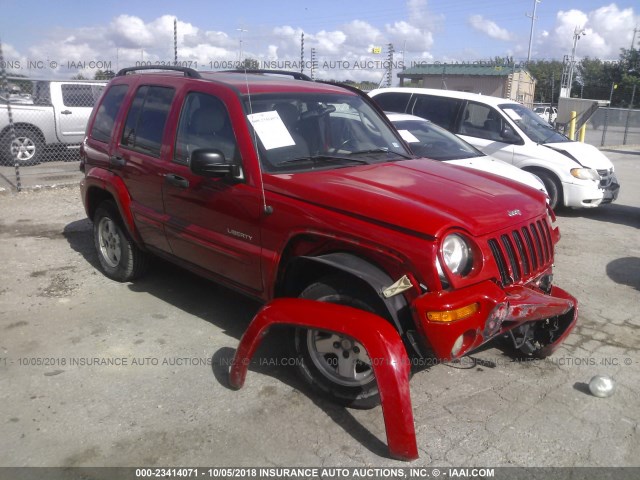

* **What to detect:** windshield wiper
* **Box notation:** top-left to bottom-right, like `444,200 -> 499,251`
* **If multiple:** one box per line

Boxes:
278,154 -> 370,167
350,148 -> 412,159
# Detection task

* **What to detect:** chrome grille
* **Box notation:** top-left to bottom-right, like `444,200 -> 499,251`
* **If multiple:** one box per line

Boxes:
488,220 -> 553,286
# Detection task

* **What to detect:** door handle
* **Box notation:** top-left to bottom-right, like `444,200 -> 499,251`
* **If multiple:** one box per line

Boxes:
109,155 -> 126,168
60,110 -> 72,115
165,173 -> 189,188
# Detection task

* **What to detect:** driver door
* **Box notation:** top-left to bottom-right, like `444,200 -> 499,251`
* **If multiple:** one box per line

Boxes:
456,101 -> 516,164
162,89 -> 263,293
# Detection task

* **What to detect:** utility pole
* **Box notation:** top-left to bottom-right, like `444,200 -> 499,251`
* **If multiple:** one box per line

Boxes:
560,26 -> 586,97
631,26 -> 639,50
300,32 -> 304,74
310,48 -> 316,80
526,0 -> 541,64
386,43 -> 394,87
174,18 -> 178,64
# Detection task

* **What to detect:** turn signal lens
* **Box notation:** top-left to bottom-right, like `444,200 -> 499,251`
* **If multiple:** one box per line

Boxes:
426,303 -> 480,323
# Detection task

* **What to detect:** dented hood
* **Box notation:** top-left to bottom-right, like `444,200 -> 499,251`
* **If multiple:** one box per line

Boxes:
266,159 -> 547,238
543,141 -> 614,170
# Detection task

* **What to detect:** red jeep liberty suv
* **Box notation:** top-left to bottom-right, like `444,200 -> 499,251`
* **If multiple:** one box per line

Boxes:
80,67 -> 577,408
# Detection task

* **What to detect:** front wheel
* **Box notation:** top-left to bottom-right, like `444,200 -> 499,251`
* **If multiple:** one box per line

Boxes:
292,274 -> 390,409
535,170 -> 563,210
93,201 -> 149,282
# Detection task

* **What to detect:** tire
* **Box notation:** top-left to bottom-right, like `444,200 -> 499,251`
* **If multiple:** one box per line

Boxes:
93,201 -> 149,282
292,274 -> 390,409
535,170 -> 563,210
0,127 -> 44,166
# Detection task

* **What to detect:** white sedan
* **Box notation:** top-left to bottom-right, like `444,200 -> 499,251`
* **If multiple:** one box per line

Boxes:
386,112 -> 548,196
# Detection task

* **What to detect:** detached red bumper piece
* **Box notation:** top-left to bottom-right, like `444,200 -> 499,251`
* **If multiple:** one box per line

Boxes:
229,298 -> 419,461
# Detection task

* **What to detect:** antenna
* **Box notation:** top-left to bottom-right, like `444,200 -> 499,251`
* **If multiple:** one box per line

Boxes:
242,66 -> 273,215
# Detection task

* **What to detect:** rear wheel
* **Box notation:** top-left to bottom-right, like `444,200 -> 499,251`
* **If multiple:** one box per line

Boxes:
1,127 -> 44,166
292,274 -> 389,409
93,201 -> 149,282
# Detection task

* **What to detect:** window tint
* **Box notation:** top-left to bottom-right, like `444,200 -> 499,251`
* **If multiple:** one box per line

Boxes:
174,92 -> 240,165
61,84 -> 104,107
371,92 -> 411,113
90,84 -> 128,143
121,86 -> 175,157
410,95 -> 462,131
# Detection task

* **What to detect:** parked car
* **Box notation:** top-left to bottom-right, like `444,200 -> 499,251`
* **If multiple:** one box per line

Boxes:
386,112 -> 548,196
81,67 -> 577,408
534,106 -> 557,124
0,80 -> 106,165
369,87 -> 620,210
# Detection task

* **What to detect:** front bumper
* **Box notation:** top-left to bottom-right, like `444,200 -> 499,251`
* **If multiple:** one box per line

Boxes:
600,172 -> 620,204
412,279 -> 578,360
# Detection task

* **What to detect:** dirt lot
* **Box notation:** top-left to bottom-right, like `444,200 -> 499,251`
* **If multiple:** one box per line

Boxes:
1,148 -> 639,467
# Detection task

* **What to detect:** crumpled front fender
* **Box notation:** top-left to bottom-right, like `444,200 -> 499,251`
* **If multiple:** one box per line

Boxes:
229,298 -> 418,461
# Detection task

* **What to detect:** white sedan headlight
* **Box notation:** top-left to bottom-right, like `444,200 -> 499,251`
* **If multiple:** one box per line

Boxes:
442,233 -> 473,276
570,168 -> 600,182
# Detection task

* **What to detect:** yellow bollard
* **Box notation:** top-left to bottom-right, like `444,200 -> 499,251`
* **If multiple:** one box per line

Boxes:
578,124 -> 586,143
568,110 -> 577,141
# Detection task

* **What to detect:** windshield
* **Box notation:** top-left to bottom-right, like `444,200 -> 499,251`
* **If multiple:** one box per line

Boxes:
500,103 -> 568,144
244,93 -> 411,172
391,118 -> 482,161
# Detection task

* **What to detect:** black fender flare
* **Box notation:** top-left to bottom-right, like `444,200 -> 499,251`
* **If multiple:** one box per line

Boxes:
295,252 -> 411,334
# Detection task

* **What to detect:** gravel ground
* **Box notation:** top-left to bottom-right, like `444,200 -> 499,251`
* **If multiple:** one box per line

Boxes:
0,148 -> 639,468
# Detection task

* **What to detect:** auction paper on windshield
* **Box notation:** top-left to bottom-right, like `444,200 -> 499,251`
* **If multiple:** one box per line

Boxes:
247,111 -> 295,150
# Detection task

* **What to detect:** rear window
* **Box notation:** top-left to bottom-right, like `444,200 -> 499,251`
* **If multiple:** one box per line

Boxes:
90,84 -> 128,143
121,86 -> 175,157
61,84 -> 104,107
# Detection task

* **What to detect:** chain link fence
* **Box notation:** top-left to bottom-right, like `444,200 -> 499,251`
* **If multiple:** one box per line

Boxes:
583,106 -> 640,148
0,75 -> 105,191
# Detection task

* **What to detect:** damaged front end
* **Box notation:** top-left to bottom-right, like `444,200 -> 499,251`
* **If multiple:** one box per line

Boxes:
413,279 -> 578,361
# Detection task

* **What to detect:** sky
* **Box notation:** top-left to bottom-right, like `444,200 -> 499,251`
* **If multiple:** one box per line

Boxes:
1,0 -> 639,83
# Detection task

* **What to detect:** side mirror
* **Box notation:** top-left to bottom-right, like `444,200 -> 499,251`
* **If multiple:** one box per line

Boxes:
500,127 -> 521,144
190,149 -> 243,180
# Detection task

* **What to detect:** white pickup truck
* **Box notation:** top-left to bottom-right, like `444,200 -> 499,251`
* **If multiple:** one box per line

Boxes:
1,80 -> 106,165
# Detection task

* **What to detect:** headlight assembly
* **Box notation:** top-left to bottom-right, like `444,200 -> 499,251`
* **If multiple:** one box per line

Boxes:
442,233 -> 473,276
570,168 -> 600,182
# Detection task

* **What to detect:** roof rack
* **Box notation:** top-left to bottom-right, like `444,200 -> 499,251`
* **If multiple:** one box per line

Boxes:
116,66 -> 201,78
224,69 -> 312,81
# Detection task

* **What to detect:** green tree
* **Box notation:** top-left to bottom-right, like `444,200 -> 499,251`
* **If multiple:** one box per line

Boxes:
527,60 -> 563,104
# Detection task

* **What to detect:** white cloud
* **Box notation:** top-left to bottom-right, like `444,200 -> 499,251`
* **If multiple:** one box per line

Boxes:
468,14 -> 512,41
536,5 -> 639,60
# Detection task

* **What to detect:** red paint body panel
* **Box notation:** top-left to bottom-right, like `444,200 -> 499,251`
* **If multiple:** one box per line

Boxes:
229,298 -> 418,461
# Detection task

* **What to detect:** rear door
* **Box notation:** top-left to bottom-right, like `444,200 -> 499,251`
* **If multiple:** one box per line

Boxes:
111,84 -> 176,252
53,83 -> 105,143
162,88 -> 263,293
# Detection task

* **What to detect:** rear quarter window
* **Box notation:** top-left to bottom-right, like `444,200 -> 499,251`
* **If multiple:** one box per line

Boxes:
90,84 -> 129,144
410,95 -> 463,132
121,86 -> 175,157
371,92 -> 412,113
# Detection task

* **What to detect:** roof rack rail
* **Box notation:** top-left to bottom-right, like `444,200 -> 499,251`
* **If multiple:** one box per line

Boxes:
116,66 -> 201,78
224,69 -> 312,81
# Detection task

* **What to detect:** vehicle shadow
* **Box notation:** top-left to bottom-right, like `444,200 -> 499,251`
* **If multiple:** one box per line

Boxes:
556,203 -> 640,229
63,220 -> 392,458
606,257 -> 640,291
62,218 -> 101,270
